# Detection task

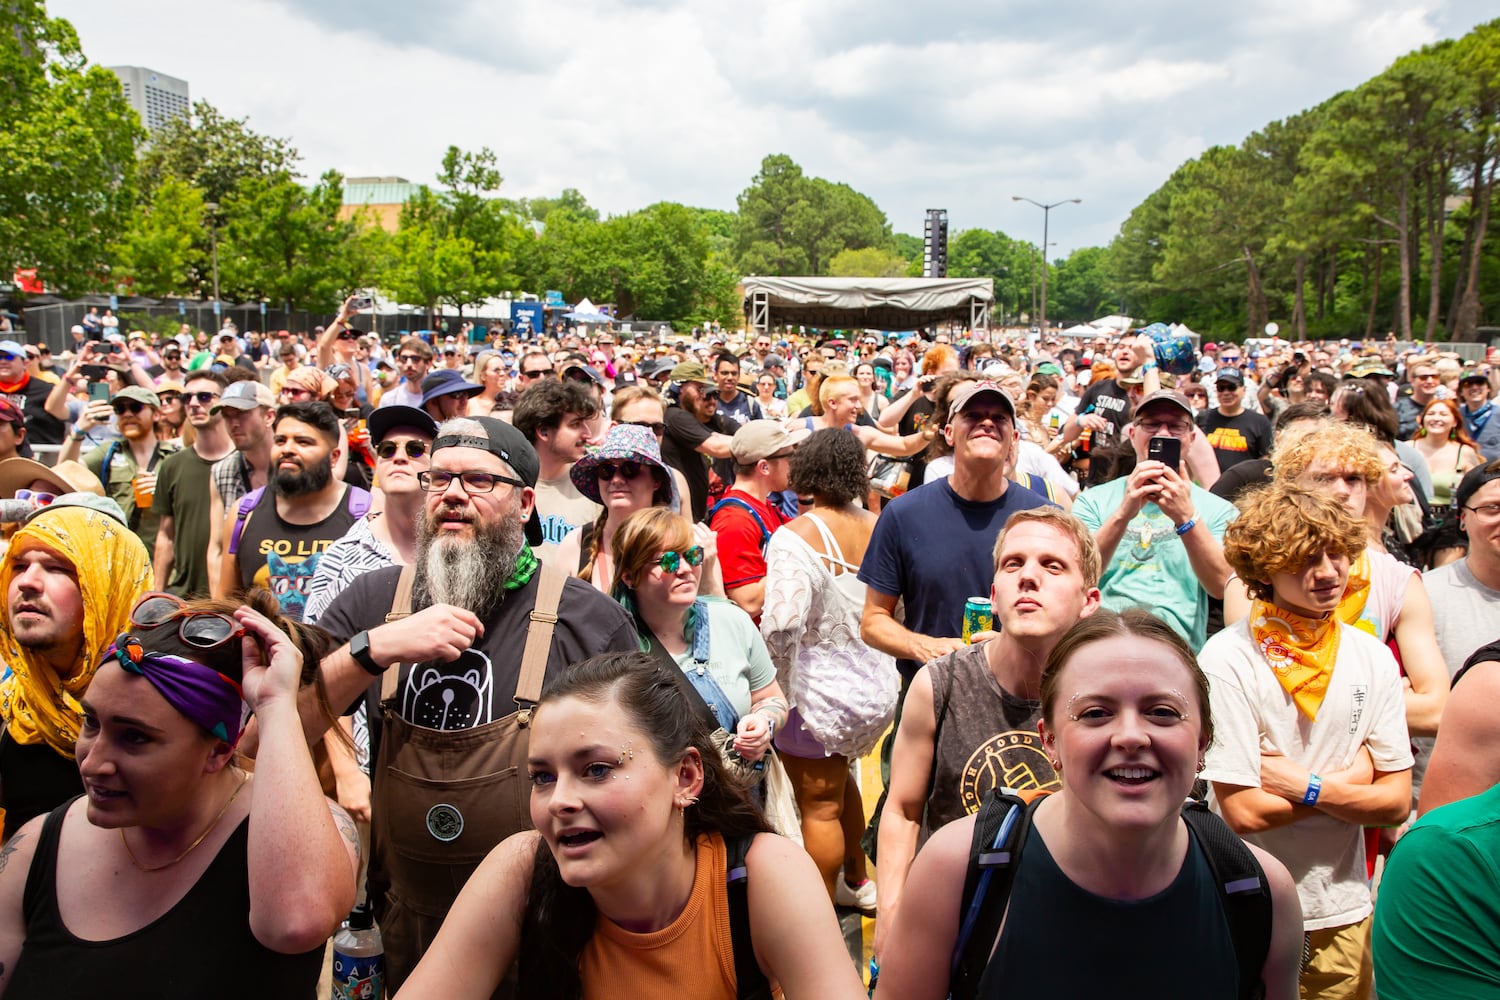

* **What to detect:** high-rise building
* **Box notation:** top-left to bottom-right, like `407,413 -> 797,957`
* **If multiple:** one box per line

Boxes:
107,66 -> 190,132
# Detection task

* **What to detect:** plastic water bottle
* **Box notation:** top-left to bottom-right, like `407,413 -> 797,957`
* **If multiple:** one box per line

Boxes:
331,902 -> 384,1000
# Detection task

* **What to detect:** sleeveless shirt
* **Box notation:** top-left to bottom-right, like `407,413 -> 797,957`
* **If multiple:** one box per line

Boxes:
923,645 -> 1058,842
7,799 -> 324,999
235,485 -> 362,621
980,824 -> 1239,998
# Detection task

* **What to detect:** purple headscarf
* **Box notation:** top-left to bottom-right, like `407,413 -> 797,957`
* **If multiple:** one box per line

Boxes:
108,646 -> 248,746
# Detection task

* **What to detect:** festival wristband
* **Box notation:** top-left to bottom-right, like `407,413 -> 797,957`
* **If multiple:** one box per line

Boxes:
1140,361 -> 1158,372
1303,774 -> 1322,806
1174,517 -> 1197,536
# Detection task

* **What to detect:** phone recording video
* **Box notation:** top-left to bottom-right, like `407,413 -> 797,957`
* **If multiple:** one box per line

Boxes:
1147,436 -> 1181,470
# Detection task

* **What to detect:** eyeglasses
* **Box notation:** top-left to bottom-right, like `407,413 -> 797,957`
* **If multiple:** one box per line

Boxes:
418,470 -> 524,493
112,400 -> 149,416
128,592 -> 246,649
1464,503 -> 1500,519
157,392 -> 182,404
377,439 -> 430,461
656,546 -> 705,573
620,420 -> 666,438
186,391 -> 220,405
1137,418 -> 1192,436
14,490 -> 55,506
595,460 -> 645,481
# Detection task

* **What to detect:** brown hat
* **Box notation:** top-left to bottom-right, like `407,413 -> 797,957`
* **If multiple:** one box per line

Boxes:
1132,390 -> 1195,422
0,458 -> 105,499
730,421 -> 810,464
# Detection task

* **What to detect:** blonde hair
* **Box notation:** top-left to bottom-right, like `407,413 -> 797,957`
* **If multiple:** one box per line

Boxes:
818,375 -> 859,408
1271,422 -> 1383,487
992,508 -> 1102,588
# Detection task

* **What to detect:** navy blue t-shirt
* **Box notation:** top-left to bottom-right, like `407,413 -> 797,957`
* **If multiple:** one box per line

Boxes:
859,476 -> 1055,681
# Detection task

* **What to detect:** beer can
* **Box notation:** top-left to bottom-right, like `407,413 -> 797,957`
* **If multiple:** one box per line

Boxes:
962,597 -> 993,643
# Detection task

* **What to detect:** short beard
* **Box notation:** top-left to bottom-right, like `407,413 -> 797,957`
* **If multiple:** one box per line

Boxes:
412,503 -> 525,619
274,455 -> 333,496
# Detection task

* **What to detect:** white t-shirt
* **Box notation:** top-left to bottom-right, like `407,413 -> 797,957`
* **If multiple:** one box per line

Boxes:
1201,619 -> 1414,931
532,473 -> 601,567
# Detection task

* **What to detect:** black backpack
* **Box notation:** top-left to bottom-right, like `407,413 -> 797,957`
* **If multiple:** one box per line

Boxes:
948,790 -> 1271,1000
725,833 -> 774,1000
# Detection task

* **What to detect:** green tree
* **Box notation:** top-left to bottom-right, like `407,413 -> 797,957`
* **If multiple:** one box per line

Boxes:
0,0 -> 143,294
138,100 -> 298,206
734,154 -> 812,275
111,176 -> 205,297
1050,246 -> 1115,322
828,246 -> 910,277
218,170 -> 360,314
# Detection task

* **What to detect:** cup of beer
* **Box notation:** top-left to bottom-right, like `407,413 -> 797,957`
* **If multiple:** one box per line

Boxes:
132,471 -> 156,509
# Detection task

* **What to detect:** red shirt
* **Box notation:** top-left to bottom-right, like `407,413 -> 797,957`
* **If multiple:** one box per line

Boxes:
708,489 -> 786,590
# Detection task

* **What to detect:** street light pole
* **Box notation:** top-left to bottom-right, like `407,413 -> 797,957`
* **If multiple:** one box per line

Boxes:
204,201 -> 221,308
1012,196 -> 1080,331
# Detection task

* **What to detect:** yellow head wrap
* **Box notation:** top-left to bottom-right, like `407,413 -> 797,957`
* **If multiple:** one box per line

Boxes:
0,506 -> 152,758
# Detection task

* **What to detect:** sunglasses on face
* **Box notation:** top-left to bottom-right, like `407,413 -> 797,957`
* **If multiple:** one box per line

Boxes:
656,546 -> 705,573
0,353 -> 23,363
14,490 -> 55,506
338,330 -> 360,340
595,460 -> 646,481
128,592 -> 246,649
376,439 -> 430,461
397,355 -> 425,365
520,368 -> 553,379
112,400 -> 148,416
185,391 -> 220,405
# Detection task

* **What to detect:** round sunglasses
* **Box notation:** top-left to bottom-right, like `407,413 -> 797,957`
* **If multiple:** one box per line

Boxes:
376,439 -> 430,461
655,546 -> 705,574
128,592 -> 245,649
595,460 -> 646,481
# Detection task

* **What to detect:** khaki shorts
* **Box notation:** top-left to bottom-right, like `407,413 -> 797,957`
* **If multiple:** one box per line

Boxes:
1302,916 -> 1372,1000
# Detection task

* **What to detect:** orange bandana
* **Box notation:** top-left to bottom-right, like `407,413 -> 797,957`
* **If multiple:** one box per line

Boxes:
1249,600 -> 1342,721
1333,550 -> 1374,636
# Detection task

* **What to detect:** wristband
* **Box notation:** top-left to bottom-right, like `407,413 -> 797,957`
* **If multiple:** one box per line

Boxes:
71,430 -> 87,442
1303,774 -> 1322,806
1174,517 -> 1197,536
1140,361 -> 1158,372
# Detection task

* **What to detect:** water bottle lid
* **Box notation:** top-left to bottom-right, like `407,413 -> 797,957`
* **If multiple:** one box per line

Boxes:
347,900 -> 375,931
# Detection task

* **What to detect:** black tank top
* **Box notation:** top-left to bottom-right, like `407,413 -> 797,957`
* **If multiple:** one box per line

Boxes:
980,824 -> 1239,999
235,485 -> 361,622
0,730 -> 82,836
6,799 -> 324,999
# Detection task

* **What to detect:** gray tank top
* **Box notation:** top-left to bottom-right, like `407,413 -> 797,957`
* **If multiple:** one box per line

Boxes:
922,644 -> 1059,842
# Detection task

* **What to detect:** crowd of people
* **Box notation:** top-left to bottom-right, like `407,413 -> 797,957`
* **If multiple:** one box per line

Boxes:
0,302 -> 1495,998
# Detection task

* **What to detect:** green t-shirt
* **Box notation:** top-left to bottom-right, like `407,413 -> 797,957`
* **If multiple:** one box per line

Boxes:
83,439 -> 176,556
1373,782 -> 1500,998
668,598 -> 777,722
150,446 -> 216,598
1072,476 -> 1237,653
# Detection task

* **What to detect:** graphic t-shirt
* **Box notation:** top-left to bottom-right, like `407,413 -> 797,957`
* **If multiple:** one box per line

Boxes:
234,486 -> 365,621
533,473 -> 601,568
1196,408 -> 1274,473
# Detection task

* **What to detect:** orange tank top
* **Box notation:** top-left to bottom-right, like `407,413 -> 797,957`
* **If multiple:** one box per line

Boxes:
581,833 -> 740,999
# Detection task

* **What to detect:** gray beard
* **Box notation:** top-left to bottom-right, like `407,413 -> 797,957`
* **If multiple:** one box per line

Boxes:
412,508 -> 524,620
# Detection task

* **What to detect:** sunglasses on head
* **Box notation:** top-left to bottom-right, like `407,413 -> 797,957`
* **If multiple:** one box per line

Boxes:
128,592 -> 246,649
376,439 -> 430,460
595,460 -> 645,481
656,546 -> 705,573
112,400 -> 148,416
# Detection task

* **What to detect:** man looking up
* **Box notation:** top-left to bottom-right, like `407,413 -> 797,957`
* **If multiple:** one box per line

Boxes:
219,402 -> 371,621
59,386 -> 176,554
306,416 -> 638,993
1073,390 -> 1236,651
873,507 -> 1101,966
0,497 -> 152,837
511,380 -> 600,564
1198,366 -> 1274,474
1394,357 -> 1443,441
379,337 -> 432,409
152,370 -> 233,598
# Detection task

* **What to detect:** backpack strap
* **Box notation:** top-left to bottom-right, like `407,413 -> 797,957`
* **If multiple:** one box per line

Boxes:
724,833 -> 773,1000
227,486 -> 267,556
949,788 -> 1041,1000
1181,799 -> 1272,1000
346,485 -> 372,520
707,495 -> 771,551
514,564 -> 566,727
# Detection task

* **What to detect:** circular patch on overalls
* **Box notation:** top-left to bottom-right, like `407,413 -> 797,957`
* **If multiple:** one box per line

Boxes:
426,803 -> 464,842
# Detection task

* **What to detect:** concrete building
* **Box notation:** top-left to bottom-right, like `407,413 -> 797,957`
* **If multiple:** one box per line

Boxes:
108,66 -> 190,132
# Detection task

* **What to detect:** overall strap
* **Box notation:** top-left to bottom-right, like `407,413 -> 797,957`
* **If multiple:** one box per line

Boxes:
515,564 -> 566,726
379,564 -> 417,703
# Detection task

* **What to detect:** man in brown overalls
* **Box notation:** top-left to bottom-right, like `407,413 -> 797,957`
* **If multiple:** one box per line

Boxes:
310,416 -> 638,995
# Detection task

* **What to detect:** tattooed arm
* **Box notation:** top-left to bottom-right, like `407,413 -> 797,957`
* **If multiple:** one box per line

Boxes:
0,816 -> 44,995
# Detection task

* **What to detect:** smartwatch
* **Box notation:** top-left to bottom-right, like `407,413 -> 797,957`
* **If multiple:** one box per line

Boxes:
350,630 -> 382,676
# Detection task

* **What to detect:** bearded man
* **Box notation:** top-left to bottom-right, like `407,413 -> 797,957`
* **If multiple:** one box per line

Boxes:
308,415 -> 636,996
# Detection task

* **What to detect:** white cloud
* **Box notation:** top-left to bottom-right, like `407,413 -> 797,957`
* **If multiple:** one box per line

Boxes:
52,0 -> 1494,260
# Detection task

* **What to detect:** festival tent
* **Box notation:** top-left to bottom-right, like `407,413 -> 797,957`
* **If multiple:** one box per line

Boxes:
742,276 -> 993,331
1091,314 -> 1140,331
565,297 -> 614,324
1058,323 -> 1103,337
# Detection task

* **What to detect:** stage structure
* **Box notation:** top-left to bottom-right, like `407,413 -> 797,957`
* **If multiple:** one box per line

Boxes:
742,276 -> 993,333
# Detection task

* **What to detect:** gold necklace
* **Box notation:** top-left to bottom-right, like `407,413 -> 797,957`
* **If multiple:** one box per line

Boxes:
120,770 -> 250,873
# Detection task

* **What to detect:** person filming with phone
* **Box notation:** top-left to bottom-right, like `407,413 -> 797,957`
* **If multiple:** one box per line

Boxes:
1073,390 -> 1237,652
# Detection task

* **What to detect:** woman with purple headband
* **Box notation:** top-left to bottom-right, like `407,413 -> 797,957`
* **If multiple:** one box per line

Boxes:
0,589 -> 360,999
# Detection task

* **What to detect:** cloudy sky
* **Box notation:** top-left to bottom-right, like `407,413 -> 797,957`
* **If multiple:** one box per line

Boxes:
57,0 -> 1494,257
